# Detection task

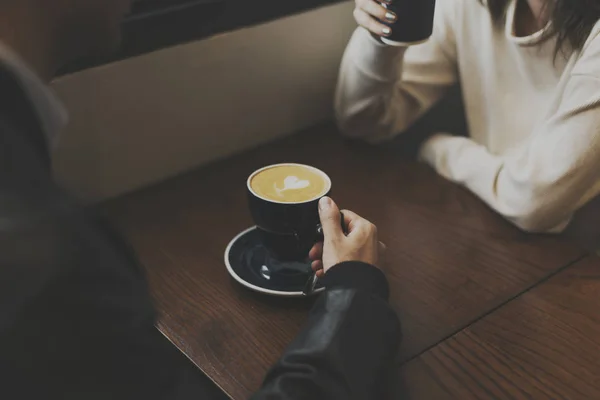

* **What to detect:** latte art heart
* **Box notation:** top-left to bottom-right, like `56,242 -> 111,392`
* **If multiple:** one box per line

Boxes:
275,176 -> 311,195
250,165 -> 329,203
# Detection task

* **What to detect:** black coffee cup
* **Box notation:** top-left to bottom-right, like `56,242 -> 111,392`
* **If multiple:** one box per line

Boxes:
380,0 -> 437,46
247,164 -> 332,262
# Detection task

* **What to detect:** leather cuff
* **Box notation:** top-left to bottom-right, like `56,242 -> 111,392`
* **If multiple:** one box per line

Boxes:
322,262 -> 390,301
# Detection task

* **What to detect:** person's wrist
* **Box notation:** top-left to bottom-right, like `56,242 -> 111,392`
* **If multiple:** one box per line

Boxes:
322,261 -> 389,301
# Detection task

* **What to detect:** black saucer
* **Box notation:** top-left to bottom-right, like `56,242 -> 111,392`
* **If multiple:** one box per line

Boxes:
224,227 -> 325,297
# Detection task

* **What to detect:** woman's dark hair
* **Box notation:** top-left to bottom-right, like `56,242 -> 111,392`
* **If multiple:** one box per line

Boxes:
482,0 -> 600,54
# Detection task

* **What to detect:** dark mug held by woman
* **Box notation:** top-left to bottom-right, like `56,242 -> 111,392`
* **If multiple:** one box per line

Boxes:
380,0 -> 437,46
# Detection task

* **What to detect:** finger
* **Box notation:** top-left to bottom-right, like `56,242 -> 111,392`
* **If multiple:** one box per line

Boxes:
312,260 -> 323,272
361,0 -> 397,24
357,0 -> 392,9
339,209 -> 370,234
353,8 -> 392,37
309,242 -> 323,261
318,197 -> 344,242
316,269 -> 325,279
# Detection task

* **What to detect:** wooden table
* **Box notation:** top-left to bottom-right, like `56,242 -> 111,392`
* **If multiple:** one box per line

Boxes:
401,255 -> 600,399
105,124 -> 588,399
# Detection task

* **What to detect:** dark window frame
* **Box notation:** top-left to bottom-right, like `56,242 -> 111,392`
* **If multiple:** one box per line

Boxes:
60,0 -> 345,75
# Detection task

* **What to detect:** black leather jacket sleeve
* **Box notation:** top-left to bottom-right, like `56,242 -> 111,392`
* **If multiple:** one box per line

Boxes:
251,262 -> 402,400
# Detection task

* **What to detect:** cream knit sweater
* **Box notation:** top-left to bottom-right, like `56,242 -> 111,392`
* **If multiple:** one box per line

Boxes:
335,0 -> 600,233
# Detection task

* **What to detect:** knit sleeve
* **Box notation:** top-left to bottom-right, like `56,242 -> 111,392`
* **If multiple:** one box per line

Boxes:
334,0 -> 459,143
419,32 -> 600,233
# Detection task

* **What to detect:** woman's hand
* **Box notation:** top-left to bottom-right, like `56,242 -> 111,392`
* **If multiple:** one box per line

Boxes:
354,0 -> 397,38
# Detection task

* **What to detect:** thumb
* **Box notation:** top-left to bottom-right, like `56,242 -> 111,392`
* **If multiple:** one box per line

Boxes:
319,197 -> 343,241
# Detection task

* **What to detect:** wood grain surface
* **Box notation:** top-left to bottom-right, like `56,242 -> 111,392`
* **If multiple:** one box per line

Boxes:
401,255 -> 600,400
104,124 -> 585,399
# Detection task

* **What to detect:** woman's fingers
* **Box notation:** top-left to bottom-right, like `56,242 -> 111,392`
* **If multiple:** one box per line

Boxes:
353,7 -> 392,37
361,0 -> 396,23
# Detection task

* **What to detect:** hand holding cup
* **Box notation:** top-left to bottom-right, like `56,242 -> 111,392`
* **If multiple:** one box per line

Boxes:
309,197 -> 386,278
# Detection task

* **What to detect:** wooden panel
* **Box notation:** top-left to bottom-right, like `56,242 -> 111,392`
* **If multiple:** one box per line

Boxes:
104,124 -> 584,399
401,256 -> 600,400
